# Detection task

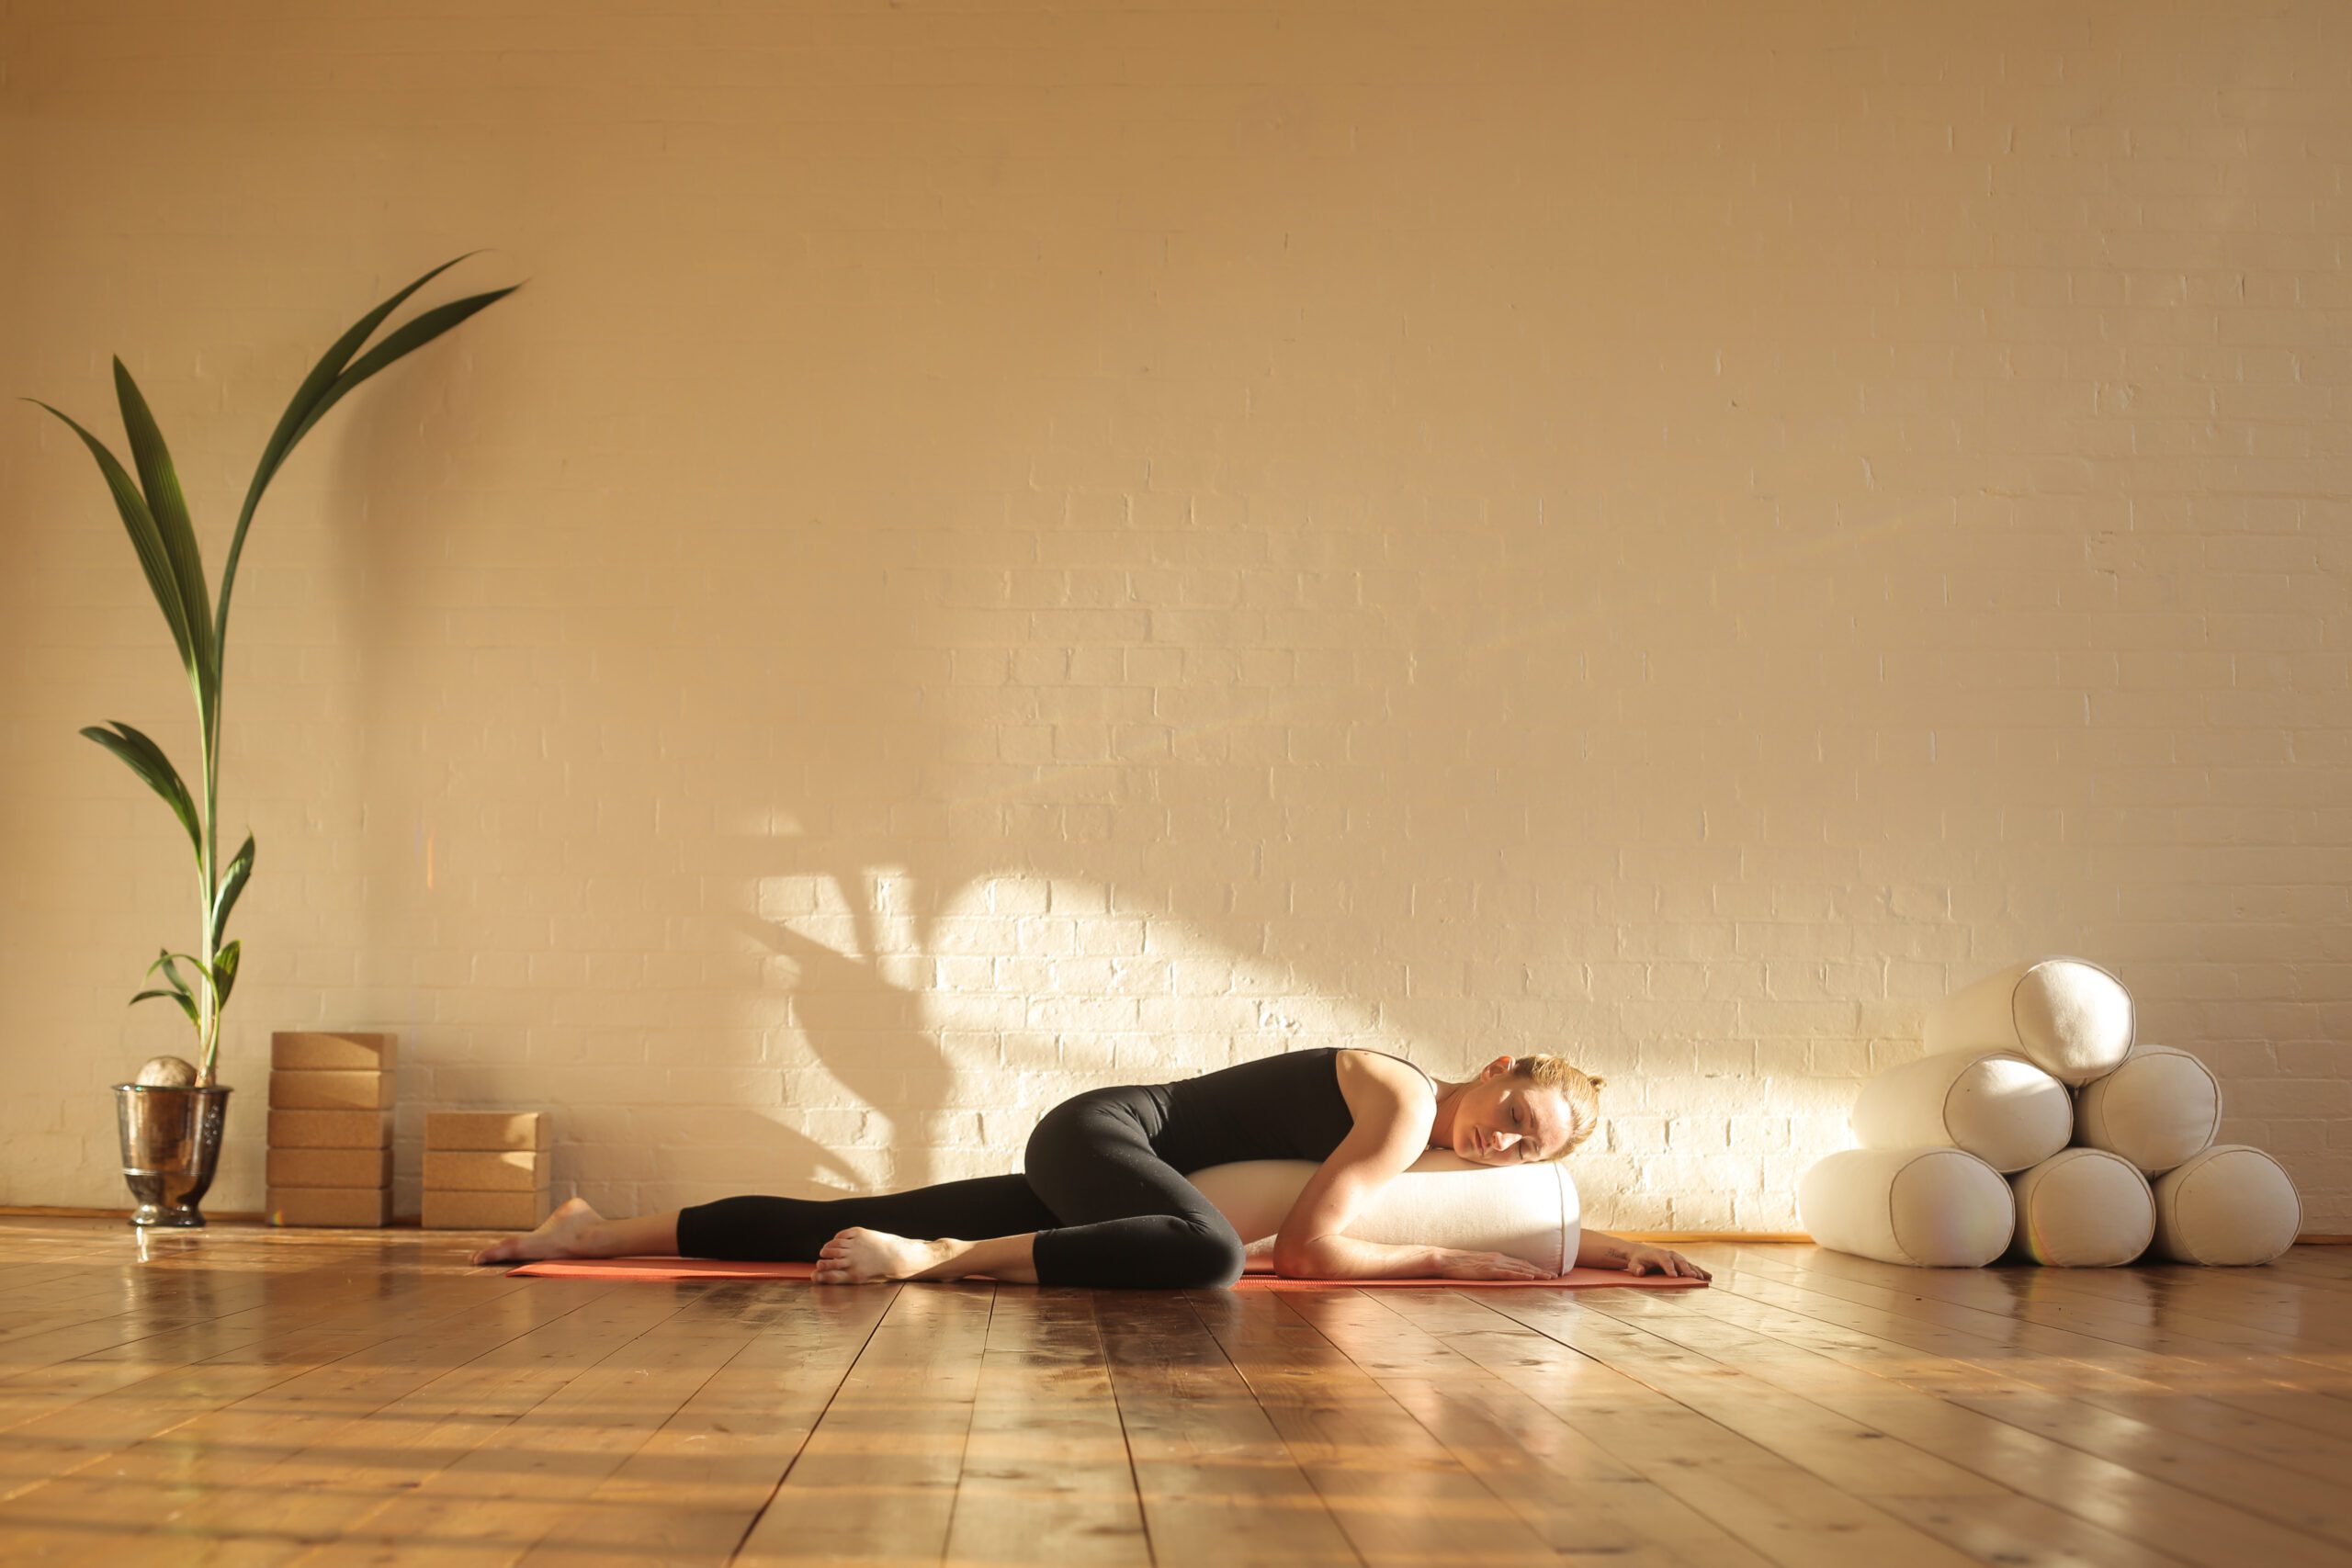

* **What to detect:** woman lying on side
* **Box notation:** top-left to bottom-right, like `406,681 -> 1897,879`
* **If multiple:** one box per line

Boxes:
469,1048 -> 1711,1286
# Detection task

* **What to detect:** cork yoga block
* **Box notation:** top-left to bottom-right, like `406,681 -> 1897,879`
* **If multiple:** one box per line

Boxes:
2007,1147 -> 2155,1268
423,1189 -> 553,1230
1850,1048 -> 2072,1174
267,1146 -> 394,1190
426,1111 -> 550,1151
1925,956 -> 2134,1086
2073,1044 -> 2222,1176
2151,1145 -> 2301,1266
272,1032 -> 398,1072
424,1150 -> 550,1192
268,1070 -> 392,1111
1798,1147 -> 2015,1268
268,1109 -> 394,1149
268,1187 -> 392,1228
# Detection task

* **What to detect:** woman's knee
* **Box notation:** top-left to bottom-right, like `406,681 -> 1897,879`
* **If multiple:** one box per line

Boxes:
1163,1215 -> 1246,1290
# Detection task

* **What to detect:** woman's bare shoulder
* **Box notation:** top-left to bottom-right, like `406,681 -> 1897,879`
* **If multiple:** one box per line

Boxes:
1336,1049 -> 1440,1111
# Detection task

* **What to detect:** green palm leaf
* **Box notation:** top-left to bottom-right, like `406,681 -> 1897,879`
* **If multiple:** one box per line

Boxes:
23,401 -> 207,681
216,253 -> 520,650
130,987 -> 201,1027
210,941 -> 241,1010
111,361 -> 218,731
145,948 -> 205,998
209,832 -> 255,951
281,286 -> 523,456
80,722 -> 201,863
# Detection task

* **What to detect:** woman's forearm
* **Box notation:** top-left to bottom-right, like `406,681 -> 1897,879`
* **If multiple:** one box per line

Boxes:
1577,1229 -> 1636,1269
1273,1234 -> 1441,1280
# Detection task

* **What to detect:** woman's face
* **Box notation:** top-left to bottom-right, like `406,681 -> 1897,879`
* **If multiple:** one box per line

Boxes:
1449,1067 -> 1573,1166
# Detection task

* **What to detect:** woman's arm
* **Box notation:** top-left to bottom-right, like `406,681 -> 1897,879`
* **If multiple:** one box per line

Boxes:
1282,1233 -> 1556,1281
1267,1057 -> 1557,1281
1576,1229 -> 1713,1280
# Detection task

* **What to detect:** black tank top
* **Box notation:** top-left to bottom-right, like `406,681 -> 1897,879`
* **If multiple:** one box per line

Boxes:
1151,1047 -> 1437,1174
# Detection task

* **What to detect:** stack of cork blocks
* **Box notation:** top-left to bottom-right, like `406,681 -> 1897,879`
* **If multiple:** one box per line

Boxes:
267,1032 -> 396,1227
424,1111 -> 553,1231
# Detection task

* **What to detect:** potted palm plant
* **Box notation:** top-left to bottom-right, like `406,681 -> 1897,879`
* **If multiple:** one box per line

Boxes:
25,254 -> 521,1226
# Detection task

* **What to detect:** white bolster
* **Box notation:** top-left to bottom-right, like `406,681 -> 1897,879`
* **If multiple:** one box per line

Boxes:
1852,1048 -> 2072,1173
1799,1147 -> 2015,1268
2073,1044 -> 2222,1175
1926,956 -> 2134,1085
2007,1147 -> 2154,1267
2151,1145 -> 2301,1266
1188,1150 -> 1580,1274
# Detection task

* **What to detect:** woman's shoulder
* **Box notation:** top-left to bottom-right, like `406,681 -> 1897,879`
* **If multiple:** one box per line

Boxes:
1335,1048 -> 1440,1106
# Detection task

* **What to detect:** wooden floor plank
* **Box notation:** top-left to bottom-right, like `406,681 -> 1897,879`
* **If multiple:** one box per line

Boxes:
0,1259 -> 412,1382
0,1277 -> 691,1565
1368,1289 -> 1994,1568
294,1301 -> 765,1565
0,1266 -> 543,1442
1186,1285 -> 1566,1567
1765,1246 -> 2352,1376
2268,1248 -> 2352,1279
1275,1286 -> 1779,1568
1716,1244 -> 2352,1437
16,1276 -> 629,1566
1696,1249 -> 2352,1480
944,1288 -> 1150,1568
2018,1259 -> 2352,1348
730,1283 -> 993,1566
0,1269 -> 571,1507
1471,1290 -> 2203,1568
514,1283 -> 901,1568
1567,1282 -> 2344,1568
1094,1288 -> 1359,1568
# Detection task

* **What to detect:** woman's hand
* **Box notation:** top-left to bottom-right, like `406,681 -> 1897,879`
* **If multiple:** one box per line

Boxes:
1430,1247 -> 1555,1281
1620,1244 -> 1710,1280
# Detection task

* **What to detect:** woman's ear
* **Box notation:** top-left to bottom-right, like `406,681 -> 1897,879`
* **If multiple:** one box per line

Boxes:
1484,1055 -> 1514,1078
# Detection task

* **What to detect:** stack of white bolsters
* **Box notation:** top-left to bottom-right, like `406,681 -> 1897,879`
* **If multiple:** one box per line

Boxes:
1801,957 -> 2302,1268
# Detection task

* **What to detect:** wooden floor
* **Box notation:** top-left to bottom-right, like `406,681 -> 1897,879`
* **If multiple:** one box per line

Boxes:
0,1222 -> 2347,1567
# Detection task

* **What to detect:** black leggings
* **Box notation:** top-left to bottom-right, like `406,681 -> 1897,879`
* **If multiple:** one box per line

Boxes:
673,1085 -> 1247,1289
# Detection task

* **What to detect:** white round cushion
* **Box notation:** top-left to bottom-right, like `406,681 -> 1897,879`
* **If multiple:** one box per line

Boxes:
1852,1049 -> 2072,1173
1188,1150 -> 1579,1274
1926,957 -> 2134,1085
2073,1044 -> 2221,1175
1799,1147 -> 2014,1268
2151,1145 -> 2301,1266
2007,1148 -> 2154,1267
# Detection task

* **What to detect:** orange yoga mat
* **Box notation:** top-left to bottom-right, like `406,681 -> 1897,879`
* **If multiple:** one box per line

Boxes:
504,1256 -> 1706,1290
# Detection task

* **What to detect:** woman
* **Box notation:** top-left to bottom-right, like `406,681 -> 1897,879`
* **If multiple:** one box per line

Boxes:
469,1049 -> 1711,1285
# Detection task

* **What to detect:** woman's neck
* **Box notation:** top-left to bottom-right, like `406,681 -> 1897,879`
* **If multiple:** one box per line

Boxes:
1427,1078 -> 1466,1148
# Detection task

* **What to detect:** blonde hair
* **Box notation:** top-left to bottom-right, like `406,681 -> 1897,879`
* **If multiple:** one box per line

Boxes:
1510,1055 -> 1605,1159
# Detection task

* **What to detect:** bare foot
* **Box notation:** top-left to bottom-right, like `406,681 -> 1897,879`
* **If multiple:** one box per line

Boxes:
469,1196 -> 605,1266
812,1226 -> 952,1285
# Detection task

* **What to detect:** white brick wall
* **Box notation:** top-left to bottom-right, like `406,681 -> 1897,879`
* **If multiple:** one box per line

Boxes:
2,0 -> 2346,1235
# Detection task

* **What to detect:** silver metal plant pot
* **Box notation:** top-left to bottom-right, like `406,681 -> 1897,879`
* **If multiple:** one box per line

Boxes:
113,1084 -> 232,1227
